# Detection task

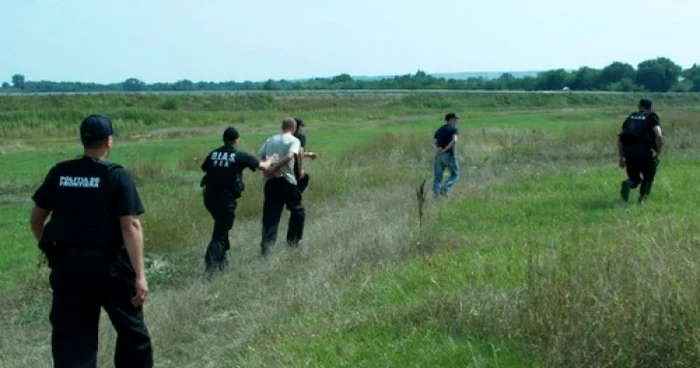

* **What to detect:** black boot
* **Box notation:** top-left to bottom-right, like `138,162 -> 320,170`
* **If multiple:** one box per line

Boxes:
620,180 -> 631,202
638,181 -> 652,203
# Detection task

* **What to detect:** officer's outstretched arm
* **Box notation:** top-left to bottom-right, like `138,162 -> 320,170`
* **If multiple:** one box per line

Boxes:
30,206 -> 50,241
256,153 -> 279,171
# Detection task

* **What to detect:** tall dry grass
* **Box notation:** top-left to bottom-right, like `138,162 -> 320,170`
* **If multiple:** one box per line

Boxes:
518,218 -> 700,367
2,92 -> 699,138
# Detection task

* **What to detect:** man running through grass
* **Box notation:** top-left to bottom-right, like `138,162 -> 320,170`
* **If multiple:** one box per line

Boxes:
618,98 -> 665,203
432,112 -> 460,199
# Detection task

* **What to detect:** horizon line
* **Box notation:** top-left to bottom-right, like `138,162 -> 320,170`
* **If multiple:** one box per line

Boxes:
6,69 -> 549,85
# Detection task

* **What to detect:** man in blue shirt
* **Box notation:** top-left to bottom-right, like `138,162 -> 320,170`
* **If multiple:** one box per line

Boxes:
432,112 -> 460,199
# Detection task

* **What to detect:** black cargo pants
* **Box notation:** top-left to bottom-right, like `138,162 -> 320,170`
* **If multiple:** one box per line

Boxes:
49,248 -> 153,368
261,177 -> 305,254
624,153 -> 659,198
297,172 -> 310,193
203,190 -> 237,271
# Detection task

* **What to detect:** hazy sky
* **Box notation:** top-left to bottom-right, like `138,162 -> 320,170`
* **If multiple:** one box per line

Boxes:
1,0 -> 697,83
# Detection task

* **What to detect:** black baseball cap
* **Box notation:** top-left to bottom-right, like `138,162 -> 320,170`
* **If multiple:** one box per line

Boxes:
294,117 -> 305,127
80,114 -> 116,141
223,127 -> 239,142
445,112 -> 459,121
638,99 -> 652,109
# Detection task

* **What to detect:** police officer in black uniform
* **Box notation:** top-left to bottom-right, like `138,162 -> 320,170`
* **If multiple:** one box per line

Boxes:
292,118 -> 319,193
29,114 -> 153,367
200,127 -> 277,280
618,98 -> 666,203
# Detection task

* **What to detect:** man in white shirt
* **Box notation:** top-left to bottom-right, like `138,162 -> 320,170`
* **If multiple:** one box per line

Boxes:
258,118 -> 305,256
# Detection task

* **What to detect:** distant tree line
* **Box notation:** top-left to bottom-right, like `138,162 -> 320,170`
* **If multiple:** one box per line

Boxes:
2,57 -> 699,93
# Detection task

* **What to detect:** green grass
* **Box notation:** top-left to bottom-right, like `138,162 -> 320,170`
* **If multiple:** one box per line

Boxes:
0,204 -> 38,290
230,159 -> 699,367
1,92 -> 699,367
271,322 -> 529,368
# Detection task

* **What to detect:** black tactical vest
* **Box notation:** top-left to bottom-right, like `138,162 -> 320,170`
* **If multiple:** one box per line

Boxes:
619,111 -> 656,153
40,157 -> 124,258
201,146 -> 245,198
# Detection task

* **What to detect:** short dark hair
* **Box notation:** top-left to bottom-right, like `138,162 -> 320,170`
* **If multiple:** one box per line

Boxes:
222,127 -> 239,142
639,99 -> 653,109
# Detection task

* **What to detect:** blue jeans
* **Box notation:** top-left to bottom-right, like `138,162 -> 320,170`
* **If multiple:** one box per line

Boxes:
433,153 -> 459,197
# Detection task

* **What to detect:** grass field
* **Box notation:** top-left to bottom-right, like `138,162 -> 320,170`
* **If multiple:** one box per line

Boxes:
1,92 -> 699,367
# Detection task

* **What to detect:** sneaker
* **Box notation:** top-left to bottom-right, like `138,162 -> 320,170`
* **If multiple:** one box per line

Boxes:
439,189 -> 448,198
638,195 -> 649,204
620,180 -> 630,202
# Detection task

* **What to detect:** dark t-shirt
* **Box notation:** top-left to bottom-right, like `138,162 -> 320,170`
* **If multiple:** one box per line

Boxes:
200,144 -> 259,197
31,156 -> 144,251
619,111 -> 660,157
293,133 -> 307,179
433,124 -> 459,155
294,133 -> 307,149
